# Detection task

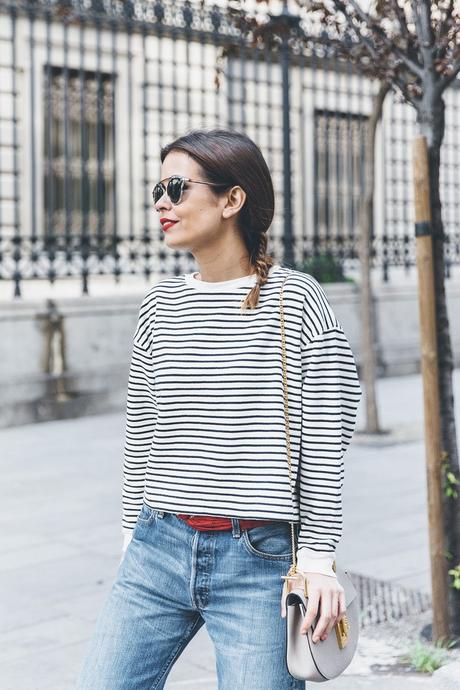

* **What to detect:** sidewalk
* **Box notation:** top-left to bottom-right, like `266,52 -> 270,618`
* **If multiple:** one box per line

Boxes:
1,369 -> 459,689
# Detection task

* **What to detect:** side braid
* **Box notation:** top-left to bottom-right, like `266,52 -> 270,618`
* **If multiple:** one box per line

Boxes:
240,232 -> 275,312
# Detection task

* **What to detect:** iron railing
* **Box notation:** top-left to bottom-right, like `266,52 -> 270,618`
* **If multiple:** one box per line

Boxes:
0,0 -> 459,296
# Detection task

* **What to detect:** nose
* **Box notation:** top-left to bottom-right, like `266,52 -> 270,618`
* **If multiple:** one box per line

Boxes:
154,192 -> 172,213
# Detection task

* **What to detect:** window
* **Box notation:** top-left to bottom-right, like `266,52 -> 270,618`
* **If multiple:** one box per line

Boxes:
43,65 -> 116,248
313,109 -> 367,243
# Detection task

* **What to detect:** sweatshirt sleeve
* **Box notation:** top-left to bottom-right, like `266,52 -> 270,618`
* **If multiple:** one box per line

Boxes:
296,325 -> 362,577
121,291 -> 158,538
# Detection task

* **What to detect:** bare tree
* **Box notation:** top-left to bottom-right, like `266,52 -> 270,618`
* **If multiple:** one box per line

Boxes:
221,0 -> 460,638
358,82 -> 390,435
305,0 -> 460,641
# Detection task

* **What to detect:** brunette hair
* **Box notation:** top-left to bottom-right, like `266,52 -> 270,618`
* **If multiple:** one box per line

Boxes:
160,128 -> 276,310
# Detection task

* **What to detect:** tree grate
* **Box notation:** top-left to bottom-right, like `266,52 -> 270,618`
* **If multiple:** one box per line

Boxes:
348,571 -> 432,629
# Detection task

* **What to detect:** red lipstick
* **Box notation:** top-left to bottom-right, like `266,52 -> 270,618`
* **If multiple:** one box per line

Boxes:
160,217 -> 179,231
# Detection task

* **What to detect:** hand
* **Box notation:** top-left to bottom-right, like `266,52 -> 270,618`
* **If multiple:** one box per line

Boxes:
119,531 -> 133,566
280,571 -> 346,643
119,544 -> 129,567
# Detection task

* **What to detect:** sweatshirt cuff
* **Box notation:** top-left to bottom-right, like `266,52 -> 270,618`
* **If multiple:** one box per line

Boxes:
122,529 -> 134,552
296,547 -> 337,578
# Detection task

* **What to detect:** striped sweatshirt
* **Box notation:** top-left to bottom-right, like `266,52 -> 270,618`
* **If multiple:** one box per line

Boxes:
121,263 -> 362,577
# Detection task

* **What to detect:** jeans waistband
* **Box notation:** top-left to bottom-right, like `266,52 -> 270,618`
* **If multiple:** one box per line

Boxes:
156,510 -> 281,538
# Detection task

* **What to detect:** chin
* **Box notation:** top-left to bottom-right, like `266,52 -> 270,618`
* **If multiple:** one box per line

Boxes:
164,235 -> 191,251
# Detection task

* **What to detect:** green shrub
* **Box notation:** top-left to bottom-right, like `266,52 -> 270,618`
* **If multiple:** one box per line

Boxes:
294,253 -> 355,284
398,638 -> 454,674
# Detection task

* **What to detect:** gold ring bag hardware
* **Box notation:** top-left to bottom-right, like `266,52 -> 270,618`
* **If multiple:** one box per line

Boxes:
279,275 -> 360,682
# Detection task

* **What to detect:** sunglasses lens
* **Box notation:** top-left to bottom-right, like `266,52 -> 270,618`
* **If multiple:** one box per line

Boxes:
152,177 -> 185,204
167,177 -> 184,204
152,182 -> 165,204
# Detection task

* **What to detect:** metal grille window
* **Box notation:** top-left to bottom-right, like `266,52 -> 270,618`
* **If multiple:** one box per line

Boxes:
43,66 -> 115,247
314,109 -> 368,246
2,0 -> 459,298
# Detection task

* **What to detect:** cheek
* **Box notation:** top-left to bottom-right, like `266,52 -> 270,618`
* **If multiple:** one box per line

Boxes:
176,200 -> 221,233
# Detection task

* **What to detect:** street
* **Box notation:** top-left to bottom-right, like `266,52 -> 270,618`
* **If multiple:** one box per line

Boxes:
1,369 -> 459,689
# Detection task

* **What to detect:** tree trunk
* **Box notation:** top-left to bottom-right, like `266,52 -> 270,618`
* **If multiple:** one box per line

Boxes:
418,97 -> 460,638
358,82 -> 390,434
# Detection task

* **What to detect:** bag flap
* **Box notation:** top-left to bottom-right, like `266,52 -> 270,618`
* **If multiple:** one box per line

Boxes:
335,566 -> 358,607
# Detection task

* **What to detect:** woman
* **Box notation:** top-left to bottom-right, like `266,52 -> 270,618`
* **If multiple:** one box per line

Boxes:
75,128 -> 362,690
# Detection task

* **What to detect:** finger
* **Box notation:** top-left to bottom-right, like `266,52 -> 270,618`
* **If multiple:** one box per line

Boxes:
300,591 -> 320,634
336,591 -> 347,624
312,595 -> 331,641
322,591 -> 340,639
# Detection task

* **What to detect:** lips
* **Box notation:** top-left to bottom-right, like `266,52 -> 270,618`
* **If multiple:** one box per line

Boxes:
160,219 -> 179,231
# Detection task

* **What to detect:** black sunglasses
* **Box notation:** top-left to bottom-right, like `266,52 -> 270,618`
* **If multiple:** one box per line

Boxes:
152,175 -> 231,206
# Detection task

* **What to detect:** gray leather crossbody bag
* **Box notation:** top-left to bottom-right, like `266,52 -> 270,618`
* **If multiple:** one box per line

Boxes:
279,274 -> 360,682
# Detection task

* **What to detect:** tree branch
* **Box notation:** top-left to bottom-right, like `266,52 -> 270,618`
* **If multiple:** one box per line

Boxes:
410,0 -> 425,42
435,58 -> 460,97
385,43 -> 424,80
369,81 -> 391,133
418,0 -> 436,47
412,0 -> 436,72
436,0 -> 455,42
391,0 -> 411,40
392,74 -> 420,108
346,0 -> 424,79
304,1 -> 381,63
342,22 -> 380,61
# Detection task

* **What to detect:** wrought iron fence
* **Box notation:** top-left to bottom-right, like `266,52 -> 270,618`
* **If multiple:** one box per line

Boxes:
0,0 -> 459,297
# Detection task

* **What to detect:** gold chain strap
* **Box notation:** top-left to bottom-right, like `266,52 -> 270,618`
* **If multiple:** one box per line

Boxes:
279,275 -> 337,586
279,276 -> 300,580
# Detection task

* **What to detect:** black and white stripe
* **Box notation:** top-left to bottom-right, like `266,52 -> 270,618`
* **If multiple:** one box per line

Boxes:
121,264 -> 362,576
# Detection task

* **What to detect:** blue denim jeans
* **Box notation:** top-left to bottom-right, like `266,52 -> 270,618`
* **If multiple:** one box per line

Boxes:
75,504 -> 306,690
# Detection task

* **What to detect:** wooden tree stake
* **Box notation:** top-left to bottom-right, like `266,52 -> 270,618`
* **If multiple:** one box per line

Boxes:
412,135 -> 449,641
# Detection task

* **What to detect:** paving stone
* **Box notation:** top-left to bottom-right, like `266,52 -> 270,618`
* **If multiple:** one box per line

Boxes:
432,660 -> 460,690
1,368 -> 459,688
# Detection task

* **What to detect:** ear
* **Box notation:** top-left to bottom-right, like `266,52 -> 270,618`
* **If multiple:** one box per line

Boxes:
222,185 -> 246,219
